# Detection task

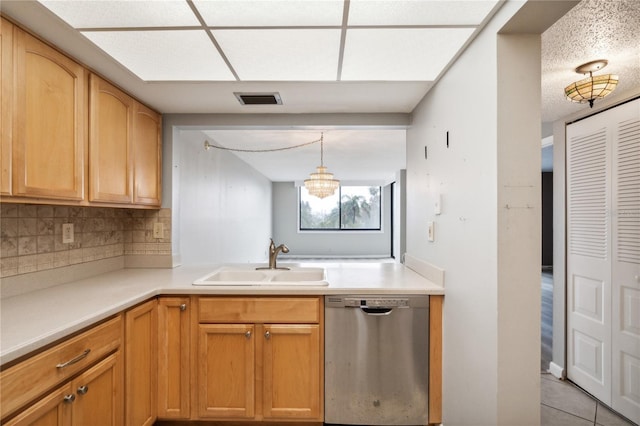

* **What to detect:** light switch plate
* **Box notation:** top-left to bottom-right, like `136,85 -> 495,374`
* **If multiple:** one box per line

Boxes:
428,221 -> 435,242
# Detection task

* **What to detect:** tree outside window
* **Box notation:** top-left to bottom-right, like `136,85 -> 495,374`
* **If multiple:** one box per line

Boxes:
300,186 -> 381,230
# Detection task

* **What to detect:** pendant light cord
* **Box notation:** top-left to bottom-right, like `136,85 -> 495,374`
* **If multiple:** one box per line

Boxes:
320,133 -> 324,167
204,134 -> 323,153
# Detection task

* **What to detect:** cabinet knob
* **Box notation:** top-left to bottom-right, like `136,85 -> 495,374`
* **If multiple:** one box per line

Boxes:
77,385 -> 89,395
63,394 -> 76,404
264,331 -> 271,340
179,303 -> 187,311
245,331 -> 252,339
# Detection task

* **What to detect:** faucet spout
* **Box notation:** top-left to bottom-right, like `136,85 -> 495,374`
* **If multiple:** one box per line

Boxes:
265,238 -> 290,270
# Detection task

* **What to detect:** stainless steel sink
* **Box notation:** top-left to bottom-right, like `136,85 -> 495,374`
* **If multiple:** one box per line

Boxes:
193,266 -> 328,286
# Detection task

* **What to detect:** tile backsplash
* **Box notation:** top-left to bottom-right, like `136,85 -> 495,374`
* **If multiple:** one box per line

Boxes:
0,204 -> 171,278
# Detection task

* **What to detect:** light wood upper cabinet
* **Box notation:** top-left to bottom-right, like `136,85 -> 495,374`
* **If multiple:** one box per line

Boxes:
1,18 -> 13,196
13,28 -> 87,200
125,299 -> 157,426
1,22 -> 161,206
89,74 -> 133,204
157,297 -> 191,420
133,102 -> 161,206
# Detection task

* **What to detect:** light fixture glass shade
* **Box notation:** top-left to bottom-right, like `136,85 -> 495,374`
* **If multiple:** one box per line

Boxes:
304,166 -> 340,199
564,73 -> 618,107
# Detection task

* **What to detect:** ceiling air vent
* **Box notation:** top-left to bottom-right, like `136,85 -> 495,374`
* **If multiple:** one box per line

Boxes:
234,92 -> 282,105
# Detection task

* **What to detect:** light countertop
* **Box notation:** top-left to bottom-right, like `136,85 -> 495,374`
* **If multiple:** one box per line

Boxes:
0,262 -> 443,366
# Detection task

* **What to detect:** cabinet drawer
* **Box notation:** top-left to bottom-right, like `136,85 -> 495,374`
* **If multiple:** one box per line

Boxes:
198,297 -> 320,324
0,315 -> 122,420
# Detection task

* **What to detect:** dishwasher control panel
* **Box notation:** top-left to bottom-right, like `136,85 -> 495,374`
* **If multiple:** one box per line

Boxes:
326,296 -> 429,309
345,297 -> 409,308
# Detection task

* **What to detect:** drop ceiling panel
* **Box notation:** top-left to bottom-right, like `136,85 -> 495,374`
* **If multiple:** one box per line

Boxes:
82,30 -> 235,81
33,0 -> 498,83
193,0 -> 344,27
348,0 -> 500,26
213,29 -> 341,81
38,0 -> 200,28
341,28 -> 475,81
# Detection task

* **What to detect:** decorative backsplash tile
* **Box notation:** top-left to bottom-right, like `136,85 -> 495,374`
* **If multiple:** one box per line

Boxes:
0,204 -> 171,278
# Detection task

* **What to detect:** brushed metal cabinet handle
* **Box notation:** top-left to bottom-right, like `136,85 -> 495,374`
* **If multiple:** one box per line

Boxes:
245,331 -> 252,339
63,394 -> 76,404
264,331 -> 271,340
56,349 -> 91,368
77,385 -> 89,395
179,303 -> 187,311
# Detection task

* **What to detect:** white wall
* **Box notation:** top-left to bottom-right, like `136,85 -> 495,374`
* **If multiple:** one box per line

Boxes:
272,182 -> 392,257
175,130 -> 272,265
394,170 -> 407,261
406,2 -> 541,424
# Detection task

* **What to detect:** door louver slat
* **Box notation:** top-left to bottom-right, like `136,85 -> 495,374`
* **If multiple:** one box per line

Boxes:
616,119 -> 640,264
568,129 -> 608,259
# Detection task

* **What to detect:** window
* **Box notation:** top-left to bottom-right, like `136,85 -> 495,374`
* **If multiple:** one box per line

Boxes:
300,186 -> 381,231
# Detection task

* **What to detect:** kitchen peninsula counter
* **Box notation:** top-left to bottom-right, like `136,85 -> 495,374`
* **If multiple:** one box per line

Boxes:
0,261 -> 443,365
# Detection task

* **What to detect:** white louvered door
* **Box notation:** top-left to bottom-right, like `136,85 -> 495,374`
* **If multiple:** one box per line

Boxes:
567,98 -> 640,422
611,101 -> 640,422
567,119 -> 612,404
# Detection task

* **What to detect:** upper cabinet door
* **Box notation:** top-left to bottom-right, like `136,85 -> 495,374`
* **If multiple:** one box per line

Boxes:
89,74 -> 133,203
133,102 -> 161,206
1,18 -> 14,196
0,18 -> 13,195
13,29 -> 87,200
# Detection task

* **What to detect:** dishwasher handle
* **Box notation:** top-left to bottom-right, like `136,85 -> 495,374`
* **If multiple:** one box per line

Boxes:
360,307 -> 393,315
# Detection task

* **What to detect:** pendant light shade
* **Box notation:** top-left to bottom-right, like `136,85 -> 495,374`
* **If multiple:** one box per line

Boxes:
564,60 -> 618,108
304,133 -> 339,199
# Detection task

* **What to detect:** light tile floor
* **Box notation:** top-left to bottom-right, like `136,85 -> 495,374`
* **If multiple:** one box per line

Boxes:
541,371 -> 637,425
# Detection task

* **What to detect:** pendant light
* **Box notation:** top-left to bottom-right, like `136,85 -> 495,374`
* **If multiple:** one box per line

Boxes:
564,60 -> 618,108
304,133 -> 339,199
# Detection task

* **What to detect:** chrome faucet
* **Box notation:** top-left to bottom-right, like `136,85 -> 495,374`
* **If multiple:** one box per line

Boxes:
263,238 -> 289,270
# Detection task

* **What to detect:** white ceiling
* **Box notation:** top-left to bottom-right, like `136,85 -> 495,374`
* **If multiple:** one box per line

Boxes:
1,0 -> 638,181
37,0 -> 496,82
202,128 -> 406,183
541,0 -> 640,123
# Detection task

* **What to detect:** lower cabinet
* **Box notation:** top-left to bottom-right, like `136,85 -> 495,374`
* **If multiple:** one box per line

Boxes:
157,296 -> 191,420
197,297 -> 324,422
68,352 -> 123,426
262,324 -> 321,420
5,352 -> 123,426
198,324 -> 256,419
125,299 -> 157,426
1,317 -> 124,426
2,294 -> 367,425
3,385 -> 73,426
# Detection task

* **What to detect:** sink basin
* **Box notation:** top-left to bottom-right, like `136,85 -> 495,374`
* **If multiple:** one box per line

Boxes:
193,266 -> 328,286
199,270 -> 269,282
269,268 -> 326,282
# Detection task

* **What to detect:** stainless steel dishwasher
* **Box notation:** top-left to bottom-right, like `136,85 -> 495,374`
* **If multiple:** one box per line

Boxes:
324,295 -> 429,426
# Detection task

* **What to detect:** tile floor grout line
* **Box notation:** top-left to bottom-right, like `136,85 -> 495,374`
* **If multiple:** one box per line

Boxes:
540,401 -> 598,423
